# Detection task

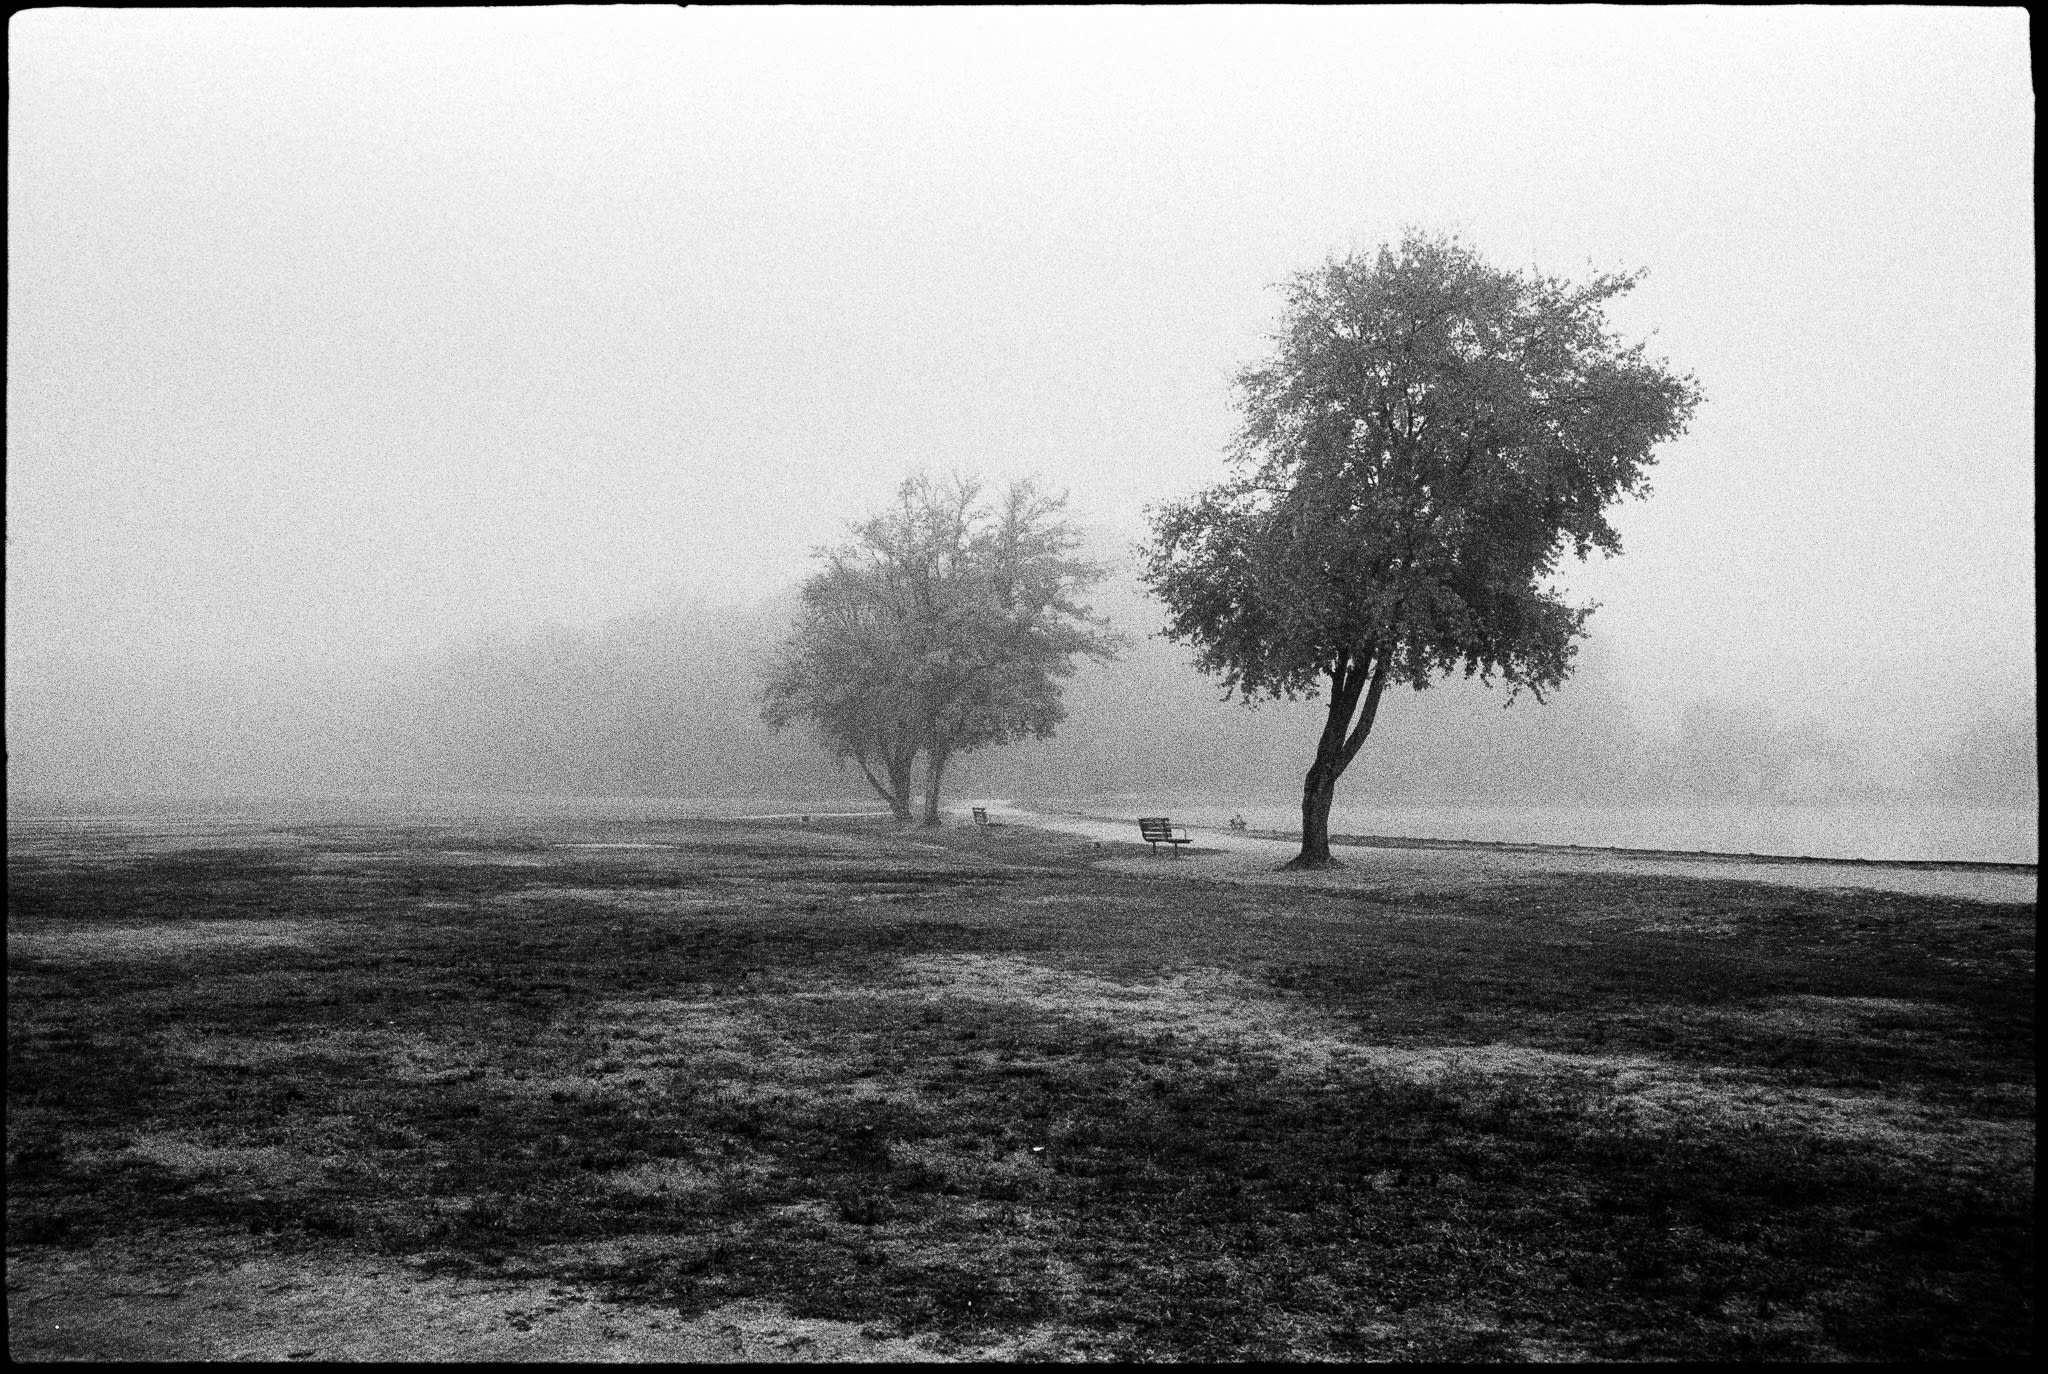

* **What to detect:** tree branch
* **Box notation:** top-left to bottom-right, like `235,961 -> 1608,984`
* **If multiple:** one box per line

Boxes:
1313,646 -> 1368,770
852,753 -> 898,810
1339,644 -> 1395,769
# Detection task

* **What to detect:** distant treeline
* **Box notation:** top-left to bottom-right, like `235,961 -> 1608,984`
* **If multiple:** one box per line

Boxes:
342,577 -> 2034,809
6,576 -> 2032,809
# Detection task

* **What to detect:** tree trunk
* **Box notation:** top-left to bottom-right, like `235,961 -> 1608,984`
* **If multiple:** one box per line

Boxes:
1285,644 -> 1394,870
855,753 -> 914,823
886,749 -> 917,824
1294,762 -> 1340,868
920,743 -> 952,827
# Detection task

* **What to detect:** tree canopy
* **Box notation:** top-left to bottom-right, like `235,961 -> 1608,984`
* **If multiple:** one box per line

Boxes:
765,473 -> 1123,824
1143,229 -> 1702,866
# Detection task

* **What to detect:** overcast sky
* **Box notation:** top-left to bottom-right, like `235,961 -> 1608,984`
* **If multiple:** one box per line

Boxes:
7,6 -> 2034,755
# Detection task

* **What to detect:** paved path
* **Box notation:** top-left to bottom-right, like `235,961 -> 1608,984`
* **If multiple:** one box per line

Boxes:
963,802 -> 2037,906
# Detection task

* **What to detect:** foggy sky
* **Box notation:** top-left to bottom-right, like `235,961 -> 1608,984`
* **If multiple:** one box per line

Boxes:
6,7 -> 2036,800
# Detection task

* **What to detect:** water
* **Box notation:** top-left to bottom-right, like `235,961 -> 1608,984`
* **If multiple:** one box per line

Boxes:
1042,797 -> 2038,866
10,791 -> 2033,866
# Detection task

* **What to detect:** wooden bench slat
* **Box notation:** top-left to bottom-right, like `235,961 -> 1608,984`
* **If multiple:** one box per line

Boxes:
1136,817 -> 1191,855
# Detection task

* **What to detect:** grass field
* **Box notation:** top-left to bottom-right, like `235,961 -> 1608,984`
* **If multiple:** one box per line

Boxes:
6,814 -> 2034,1360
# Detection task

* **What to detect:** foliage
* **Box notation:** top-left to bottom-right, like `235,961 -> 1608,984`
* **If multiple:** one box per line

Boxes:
763,568 -> 925,820
766,474 -> 1124,822
1143,229 -> 1703,862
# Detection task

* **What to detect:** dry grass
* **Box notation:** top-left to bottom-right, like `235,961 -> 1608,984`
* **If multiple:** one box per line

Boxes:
7,811 -> 2033,1361
11,919 -> 318,962
7,1230 -> 959,1361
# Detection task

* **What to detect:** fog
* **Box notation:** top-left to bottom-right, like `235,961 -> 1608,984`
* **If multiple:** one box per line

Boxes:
7,9 -> 2035,839
9,562 -> 2033,822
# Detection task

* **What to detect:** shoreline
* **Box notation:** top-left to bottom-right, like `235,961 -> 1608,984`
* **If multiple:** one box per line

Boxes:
1030,806 -> 2036,874
8,797 -> 2035,876
1302,830 -> 2038,874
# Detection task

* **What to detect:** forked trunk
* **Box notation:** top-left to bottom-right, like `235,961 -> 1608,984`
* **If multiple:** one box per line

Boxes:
1285,644 -> 1394,870
854,751 -> 915,823
886,750 -> 917,823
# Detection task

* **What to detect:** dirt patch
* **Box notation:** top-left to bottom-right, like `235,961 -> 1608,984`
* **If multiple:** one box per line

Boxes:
1597,1070 -> 2033,1171
1330,1041 -> 2032,1172
158,1023 -> 446,1065
898,954 -> 2028,1172
498,887 -> 737,915
597,1156 -> 757,1200
569,996 -> 915,1107
900,952 -> 1357,1070
156,1028 -> 321,1067
99,1133 -> 345,1189
886,1138 -> 1057,1194
1753,994 -> 1953,1029
11,920 -> 317,962
4,1233 -> 956,1362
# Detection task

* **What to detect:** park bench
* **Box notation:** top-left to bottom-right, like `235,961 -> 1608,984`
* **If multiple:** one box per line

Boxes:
1137,817 -> 1191,856
972,807 -> 992,829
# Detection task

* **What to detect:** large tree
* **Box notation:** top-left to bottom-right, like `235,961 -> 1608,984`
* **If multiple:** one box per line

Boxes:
1142,230 -> 1702,867
765,473 -> 1123,825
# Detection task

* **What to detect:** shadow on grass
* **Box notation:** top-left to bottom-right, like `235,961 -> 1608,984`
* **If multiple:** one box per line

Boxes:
7,815 -> 2034,1360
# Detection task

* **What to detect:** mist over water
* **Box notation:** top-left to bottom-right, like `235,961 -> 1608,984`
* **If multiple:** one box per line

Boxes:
7,573 -> 2034,864
1032,798 -> 2038,866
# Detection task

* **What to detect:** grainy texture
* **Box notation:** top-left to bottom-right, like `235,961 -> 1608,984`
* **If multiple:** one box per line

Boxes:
7,814 -> 2033,1360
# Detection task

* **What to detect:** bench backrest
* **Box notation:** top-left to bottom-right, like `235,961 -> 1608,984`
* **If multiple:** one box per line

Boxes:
1137,817 -> 1177,841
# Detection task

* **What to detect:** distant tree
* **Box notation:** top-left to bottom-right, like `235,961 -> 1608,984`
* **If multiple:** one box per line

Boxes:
765,474 -> 1124,825
1142,230 -> 1702,867
762,573 -> 924,821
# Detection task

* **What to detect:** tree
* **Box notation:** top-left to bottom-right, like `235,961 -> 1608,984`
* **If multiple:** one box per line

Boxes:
765,473 -> 1124,825
1142,230 -> 1702,867
762,573 -> 925,821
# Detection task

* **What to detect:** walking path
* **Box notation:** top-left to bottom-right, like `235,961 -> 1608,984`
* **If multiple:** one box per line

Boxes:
963,801 -> 2038,906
